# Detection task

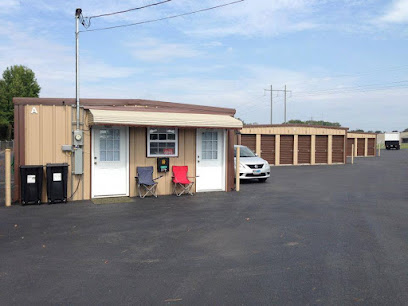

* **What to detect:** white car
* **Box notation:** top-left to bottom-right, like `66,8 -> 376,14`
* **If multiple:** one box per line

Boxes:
234,145 -> 270,182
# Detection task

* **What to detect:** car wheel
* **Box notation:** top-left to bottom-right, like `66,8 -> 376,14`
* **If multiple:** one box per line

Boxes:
258,178 -> 267,183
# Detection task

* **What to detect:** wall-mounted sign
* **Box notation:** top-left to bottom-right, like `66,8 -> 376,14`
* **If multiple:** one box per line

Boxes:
157,157 -> 169,173
27,175 -> 36,184
163,148 -> 174,155
31,107 -> 38,114
53,173 -> 62,182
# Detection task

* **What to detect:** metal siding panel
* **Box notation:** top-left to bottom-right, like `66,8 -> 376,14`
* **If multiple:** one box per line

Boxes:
226,130 -> 235,191
25,105 -> 41,165
81,109 -> 91,200
129,128 -> 137,197
347,138 -> 354,156
130,127 -> 196,196
24,105 -> 94,201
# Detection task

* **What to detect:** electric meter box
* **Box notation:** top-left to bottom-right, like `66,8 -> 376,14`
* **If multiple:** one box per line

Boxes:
46,163 -> 69,204
73,129 -> 83,146
20,165 -> 44,205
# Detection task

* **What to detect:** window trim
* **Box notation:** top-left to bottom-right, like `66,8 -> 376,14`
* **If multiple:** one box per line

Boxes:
99,127 -> 121,162
147,127 -> 179,157
201,131 -> 219,160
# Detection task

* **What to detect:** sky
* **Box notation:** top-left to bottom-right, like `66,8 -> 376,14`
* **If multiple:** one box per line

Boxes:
0,0 -> 407,132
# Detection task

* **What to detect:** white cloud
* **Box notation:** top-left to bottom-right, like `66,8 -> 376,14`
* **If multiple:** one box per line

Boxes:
0,0 -> 406,132
0,0 -> 19,12
126,38 -> 201,62
181,0 -> 320,37
379,0 -> 408,23
0,19 -> 139,97
75,63 -> 408,131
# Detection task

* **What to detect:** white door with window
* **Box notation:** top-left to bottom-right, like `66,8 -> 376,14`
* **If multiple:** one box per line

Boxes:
196,129 -> 226,192
91,126 -> 129,198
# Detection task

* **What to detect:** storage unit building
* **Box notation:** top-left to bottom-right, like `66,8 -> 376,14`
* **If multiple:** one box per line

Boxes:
238,125 -> 348,166
13,98 -> 243,202
346,132 -> 377,157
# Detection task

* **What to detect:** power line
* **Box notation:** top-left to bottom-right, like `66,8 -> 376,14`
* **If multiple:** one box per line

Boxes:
314,64 -> 408,79
87,0 -> 172,19
80,0 -> 245,33
276,65 -> 408,90
237,82 -> 408,122
264,85 -> 291,123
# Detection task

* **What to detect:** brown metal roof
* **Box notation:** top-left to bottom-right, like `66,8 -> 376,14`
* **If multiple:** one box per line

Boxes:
348,131 -> 377,135
243,124 -> 349,131
13,97 -> 236,116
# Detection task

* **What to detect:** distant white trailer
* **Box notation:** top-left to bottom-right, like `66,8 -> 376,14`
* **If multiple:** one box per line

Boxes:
384,132 -> 400,150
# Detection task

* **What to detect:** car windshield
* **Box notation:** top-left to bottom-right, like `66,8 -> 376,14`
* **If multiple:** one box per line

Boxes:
234,146 -> 256,157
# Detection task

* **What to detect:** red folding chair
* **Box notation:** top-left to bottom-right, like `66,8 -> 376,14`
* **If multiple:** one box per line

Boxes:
172,166 -> 197,196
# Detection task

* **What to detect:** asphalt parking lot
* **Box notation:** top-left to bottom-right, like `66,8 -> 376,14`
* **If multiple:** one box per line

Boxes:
0,150 -> 407,305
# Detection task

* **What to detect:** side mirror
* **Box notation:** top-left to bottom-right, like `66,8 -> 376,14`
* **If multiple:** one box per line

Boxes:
255,153 -> 258,157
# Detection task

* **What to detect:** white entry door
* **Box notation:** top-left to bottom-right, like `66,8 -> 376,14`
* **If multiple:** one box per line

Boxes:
92,126 -> 129,198
196,129 -> 226,192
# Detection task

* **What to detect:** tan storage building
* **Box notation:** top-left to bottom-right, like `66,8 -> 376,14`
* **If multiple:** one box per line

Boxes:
238,125 -> 349,166
13,98 -> 243,202
346,132 -> 377,157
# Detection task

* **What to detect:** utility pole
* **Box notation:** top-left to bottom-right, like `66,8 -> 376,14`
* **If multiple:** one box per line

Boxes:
75,8 -> 81,130
270,85 -> 272,124
284,84 -> 287,123
73,8 -> 84,176
264,85 -> 291,124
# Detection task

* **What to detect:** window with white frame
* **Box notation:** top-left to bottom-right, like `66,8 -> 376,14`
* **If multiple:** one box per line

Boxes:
202,131 -> 218,159
147,128 -> 178,157
100,128 -> 120,161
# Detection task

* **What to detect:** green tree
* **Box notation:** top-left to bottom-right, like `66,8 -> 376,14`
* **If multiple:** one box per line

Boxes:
351,129 -> 365,132
0,65 -> 40,140
375,130 -> 382,134
286,119 -> 304,124
403,128 -> 408,132
287,119 -> 341,127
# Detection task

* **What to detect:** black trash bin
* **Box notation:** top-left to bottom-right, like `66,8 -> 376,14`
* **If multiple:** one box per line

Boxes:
46,163 -> 69,204
20,165 -> 44,205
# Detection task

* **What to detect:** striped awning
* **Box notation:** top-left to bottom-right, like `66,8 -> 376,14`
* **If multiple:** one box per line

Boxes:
88,109 -> 243,129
